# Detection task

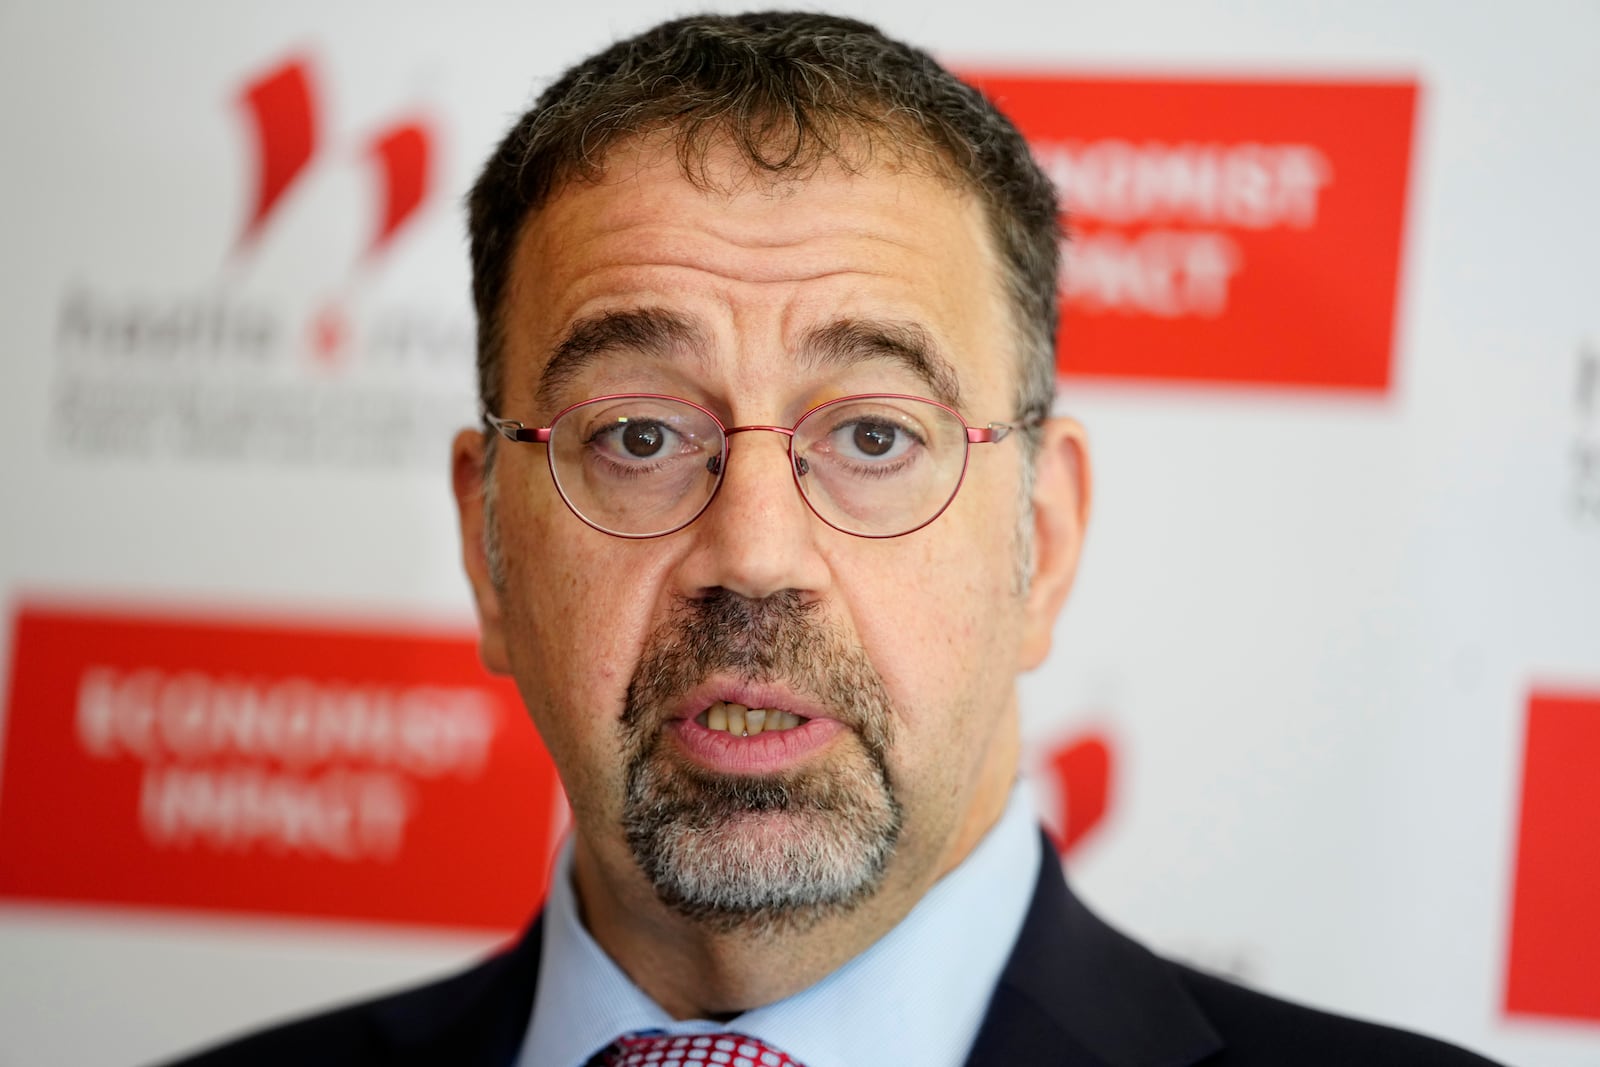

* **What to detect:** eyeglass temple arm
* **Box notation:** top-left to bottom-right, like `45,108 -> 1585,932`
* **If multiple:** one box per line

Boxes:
483,412 -> 552,444
967,411 -> 1047,444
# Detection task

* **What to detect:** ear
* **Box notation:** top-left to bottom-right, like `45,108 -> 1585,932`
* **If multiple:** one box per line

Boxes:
451,428 -> 511,675
1018,416 -> 1091,671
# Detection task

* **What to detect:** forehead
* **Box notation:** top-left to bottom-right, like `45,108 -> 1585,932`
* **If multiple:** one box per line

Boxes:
500,136 -> 1016,413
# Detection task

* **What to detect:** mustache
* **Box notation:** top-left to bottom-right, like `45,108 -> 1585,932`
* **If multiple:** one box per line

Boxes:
621,588 -> 895,754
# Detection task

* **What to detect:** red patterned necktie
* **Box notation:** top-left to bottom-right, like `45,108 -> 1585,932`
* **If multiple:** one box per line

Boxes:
592,1031 -> 806,1067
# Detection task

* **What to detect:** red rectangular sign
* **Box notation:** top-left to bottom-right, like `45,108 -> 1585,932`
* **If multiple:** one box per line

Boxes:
962,74 -> 1417,391
0,602 -> 561,931
1505,687 -> 1600,1022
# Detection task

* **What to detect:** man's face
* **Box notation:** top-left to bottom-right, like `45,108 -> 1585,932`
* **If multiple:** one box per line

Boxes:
455,135 -> 1083,933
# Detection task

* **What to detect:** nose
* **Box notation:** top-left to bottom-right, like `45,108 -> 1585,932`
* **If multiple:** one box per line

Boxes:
673,426 -> 832,602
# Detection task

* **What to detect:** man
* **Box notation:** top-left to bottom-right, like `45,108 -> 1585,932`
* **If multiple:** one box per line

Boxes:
163,12 -> 1498,1066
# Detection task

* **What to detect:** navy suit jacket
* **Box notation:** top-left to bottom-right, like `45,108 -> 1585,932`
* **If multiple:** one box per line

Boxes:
160,836 -> 1500,1066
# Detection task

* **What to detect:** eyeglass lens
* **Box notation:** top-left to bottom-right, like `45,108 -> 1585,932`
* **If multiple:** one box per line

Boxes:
544,395 -> 971,538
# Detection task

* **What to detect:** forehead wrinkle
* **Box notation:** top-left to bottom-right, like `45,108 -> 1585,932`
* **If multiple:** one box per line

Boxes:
799,318 -> 964,412
535,307 -> 707,409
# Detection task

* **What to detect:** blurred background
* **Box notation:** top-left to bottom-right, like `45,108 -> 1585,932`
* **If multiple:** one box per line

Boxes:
0,2 -> 1596,1064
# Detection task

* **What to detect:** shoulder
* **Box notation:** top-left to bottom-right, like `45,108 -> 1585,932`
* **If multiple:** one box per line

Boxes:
1169,963 -> 1502,1066
971,832 -> 1505,1067
151,922 -> 543,1067
151,998 -> 390,1067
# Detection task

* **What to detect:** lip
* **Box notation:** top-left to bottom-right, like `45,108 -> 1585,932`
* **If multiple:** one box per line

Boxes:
670,717 -> 847,775
664,677 -> 846,775
667,678 -> 835,725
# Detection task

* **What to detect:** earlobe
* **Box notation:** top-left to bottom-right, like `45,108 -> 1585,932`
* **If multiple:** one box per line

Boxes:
1017,417 -> 1091,671
451,429 -> 511,675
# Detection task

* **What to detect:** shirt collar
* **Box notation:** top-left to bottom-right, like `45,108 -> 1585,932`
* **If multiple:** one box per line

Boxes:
518,782 -> 1041,1067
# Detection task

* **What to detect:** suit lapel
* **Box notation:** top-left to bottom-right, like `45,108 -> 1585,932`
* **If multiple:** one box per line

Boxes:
964,834 -> 1223,1067
368,919 -> 545,1067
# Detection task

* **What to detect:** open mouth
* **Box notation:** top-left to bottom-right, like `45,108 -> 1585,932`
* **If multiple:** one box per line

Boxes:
693,700 -> 809,737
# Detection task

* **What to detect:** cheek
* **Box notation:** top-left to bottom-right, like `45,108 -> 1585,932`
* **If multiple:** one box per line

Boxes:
867,476 -> 1030,769
840,516 -> 1021,738
496,508 -> 675,781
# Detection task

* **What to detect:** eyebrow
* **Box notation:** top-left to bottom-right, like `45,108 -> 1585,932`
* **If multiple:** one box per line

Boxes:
536,308 -> 706,408
533,308 -> 964,413
799,319 -> 963,411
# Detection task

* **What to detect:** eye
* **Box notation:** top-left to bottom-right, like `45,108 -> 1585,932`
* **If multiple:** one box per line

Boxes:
850,422 -> 897,457
619,420 -> 668,457
589,417 -> 683,464
830,417 -> 916,464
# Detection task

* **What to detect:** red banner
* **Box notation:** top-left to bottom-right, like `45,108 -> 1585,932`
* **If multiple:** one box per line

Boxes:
1506,687 -> 1600,1022
964,74 -> 1417,391
0,602 -> 560,931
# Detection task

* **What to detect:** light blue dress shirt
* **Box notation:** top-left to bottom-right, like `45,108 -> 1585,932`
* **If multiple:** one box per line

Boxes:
516,782 -> 1042,1067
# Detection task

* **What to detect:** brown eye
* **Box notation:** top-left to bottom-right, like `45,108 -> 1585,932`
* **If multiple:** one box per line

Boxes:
852,422 -> 897,456
622,421 -> 667,457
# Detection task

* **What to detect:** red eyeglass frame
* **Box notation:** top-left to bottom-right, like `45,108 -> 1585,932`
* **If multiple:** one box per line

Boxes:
483,392 -> 1032,540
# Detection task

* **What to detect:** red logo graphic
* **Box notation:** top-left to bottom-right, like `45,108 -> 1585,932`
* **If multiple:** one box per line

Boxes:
1038,730 -> 1116,856
1505,687 -> 1600,1022
367,122 -> 431,259
235,56 -> 433,262
238,58 -> 318,248
962,74 -> 1417,391
308,302 -> 349,366
0,603 -> 559,931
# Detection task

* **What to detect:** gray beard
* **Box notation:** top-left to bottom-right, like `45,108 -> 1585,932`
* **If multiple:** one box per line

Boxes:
619,590 -> 903,934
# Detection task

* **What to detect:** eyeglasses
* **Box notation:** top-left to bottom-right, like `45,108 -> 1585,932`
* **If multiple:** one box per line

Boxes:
483,393 -> 1033,539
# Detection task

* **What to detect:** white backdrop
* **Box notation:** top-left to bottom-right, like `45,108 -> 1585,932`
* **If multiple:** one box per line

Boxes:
1,2 -> 1597,1064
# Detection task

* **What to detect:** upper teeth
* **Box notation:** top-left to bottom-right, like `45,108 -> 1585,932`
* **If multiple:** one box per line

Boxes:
698,701 -> 805,736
